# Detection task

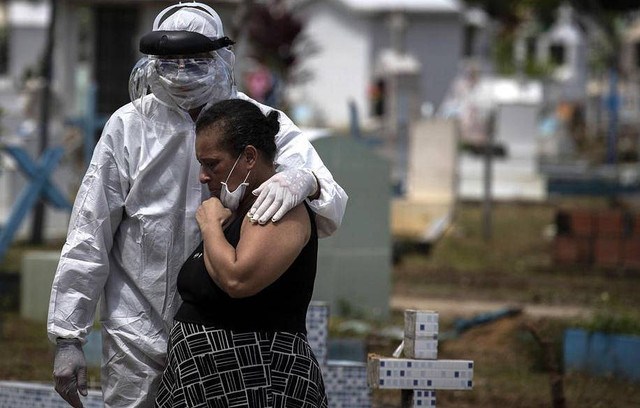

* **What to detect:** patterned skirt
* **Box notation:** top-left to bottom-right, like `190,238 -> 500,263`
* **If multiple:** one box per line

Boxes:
155,321 -> 328,408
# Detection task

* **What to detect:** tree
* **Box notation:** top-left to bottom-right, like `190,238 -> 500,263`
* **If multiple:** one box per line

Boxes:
244,0 -> 314,109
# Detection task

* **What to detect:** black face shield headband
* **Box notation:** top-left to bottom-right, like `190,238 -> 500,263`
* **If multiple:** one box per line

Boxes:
139,30 -> 235,56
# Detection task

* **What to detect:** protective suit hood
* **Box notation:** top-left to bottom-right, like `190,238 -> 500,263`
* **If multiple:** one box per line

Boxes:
129,2 -> 236,113
156,5 -> 224,39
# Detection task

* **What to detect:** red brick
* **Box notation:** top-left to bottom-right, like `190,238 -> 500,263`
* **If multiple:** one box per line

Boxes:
594,238 -> 622,268
553,237 -> 578,264
595,210 -> 625,238
553,237 -> 591,265
569,210 -> 595,237
575,237 -> 592,264
632,215 -> 640,237
622,238 -> 640,270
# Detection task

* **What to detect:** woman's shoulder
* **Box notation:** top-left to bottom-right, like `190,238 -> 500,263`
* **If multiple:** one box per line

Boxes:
283,203 -> 313,243
241,203 -> 311,238
283,203 -> 312,225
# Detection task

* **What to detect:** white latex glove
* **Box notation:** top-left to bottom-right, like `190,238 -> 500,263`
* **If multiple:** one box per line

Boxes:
249,168 -> 318,224
53,338 -> 88,408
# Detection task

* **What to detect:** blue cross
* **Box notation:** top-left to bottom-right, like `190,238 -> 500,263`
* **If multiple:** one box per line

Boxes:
0,145 -> 72,261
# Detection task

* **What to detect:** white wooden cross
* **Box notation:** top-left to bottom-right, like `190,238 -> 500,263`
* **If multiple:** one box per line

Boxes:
367,310 -> 475,407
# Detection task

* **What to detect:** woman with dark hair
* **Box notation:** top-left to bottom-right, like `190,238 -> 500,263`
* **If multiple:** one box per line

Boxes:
155,98 -> 327,408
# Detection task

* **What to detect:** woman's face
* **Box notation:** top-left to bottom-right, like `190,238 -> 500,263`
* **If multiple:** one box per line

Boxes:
196,128 -> 246,197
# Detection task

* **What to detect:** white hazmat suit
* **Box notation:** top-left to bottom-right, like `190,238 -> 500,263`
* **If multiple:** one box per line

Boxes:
48,4 -> 347,407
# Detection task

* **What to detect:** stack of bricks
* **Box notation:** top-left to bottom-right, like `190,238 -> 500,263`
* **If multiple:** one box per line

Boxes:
306,303 -> 329,366
367,310 -> 474,407
305,302 -> 372,408
0,381 -> 103,408
553,208 -> 640,269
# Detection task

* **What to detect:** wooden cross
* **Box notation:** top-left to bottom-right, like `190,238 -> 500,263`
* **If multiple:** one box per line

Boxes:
368,310 -> 475,407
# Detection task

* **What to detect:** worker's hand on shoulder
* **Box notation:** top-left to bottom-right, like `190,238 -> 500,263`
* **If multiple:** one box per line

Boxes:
197,197 -> 233,229
249,168 -> 318,224
53,338 -> 87,408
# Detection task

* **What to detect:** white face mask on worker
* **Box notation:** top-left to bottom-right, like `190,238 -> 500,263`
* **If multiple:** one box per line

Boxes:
219,154 -> 250,212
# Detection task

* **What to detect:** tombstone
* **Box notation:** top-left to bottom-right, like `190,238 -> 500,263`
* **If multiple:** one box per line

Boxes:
307,302 -> 372,408
536,4 -> 587,102
310,134 -> 391,320
392,119 -> 457,244
460,103 -> 547,201
457,78 -> 547,201
20,251 -> 60,322
367,310 -> 475,407
6,1 -> 49,81
20,248 -> 101,367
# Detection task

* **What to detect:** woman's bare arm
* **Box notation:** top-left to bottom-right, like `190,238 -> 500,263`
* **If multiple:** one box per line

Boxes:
199,203 -> 311,298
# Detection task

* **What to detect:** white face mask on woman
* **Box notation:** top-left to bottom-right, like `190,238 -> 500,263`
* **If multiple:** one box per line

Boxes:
220,153 -> 250,212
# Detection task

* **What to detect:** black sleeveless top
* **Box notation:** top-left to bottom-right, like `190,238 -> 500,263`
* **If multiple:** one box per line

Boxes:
174,203 -> 318,333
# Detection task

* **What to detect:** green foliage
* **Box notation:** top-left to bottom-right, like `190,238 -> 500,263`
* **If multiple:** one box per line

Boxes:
244,0 -> 316,110
524,57 -> 556,78
493,33 -> 517,76
489,9 -> 557,78
582,311 -> 640,336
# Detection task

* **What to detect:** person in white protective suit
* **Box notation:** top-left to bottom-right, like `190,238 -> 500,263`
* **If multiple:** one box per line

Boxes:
47,3 -> 348,408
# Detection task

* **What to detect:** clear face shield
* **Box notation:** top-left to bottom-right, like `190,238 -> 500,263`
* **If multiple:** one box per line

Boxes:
128,2 -> 237,116
128,50 -> 236,115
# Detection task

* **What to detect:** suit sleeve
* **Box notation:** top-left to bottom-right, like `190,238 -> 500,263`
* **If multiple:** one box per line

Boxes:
47,115 -> 128,344
272,111 -> 348,238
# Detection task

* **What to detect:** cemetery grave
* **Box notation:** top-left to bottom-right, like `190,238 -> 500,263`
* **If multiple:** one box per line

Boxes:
368,310 -> 474,407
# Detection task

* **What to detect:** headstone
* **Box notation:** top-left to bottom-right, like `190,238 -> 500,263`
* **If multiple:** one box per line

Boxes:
536,4 -> 587,102
306,302 -> 372,408
392,119 -> 457,243
6,1 -> 50,81
367,309 -> 475,407
20,251 -> 59,323
311,135 -> 391,320
459,101 -> 547,201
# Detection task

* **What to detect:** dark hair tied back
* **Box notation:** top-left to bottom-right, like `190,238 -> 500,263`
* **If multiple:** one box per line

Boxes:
195,99 -> 278,161
266,111 -> 280,137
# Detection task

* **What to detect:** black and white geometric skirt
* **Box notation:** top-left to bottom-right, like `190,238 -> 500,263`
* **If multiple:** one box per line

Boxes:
155,321 -> 328,408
